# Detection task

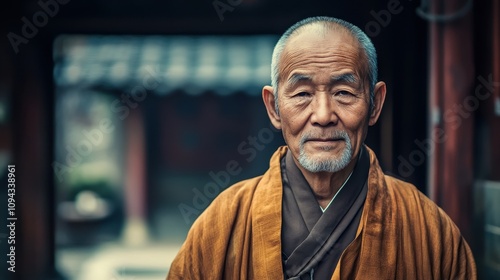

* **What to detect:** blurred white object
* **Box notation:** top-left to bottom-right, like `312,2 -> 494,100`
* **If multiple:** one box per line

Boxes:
58,190 -> 112,221
74,243 -> 177,280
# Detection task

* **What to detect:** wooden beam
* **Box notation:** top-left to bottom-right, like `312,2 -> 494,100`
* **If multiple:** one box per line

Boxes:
427,0 -> 475,240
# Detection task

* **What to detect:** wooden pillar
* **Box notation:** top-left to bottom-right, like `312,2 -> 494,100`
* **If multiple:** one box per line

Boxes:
490,0 -> 500,181
122,107 -> 149,245
13,43 -> 55,279
427,0 -> 475,240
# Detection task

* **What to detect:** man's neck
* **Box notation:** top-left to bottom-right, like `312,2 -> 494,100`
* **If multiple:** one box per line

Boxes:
292,155 -> 358,209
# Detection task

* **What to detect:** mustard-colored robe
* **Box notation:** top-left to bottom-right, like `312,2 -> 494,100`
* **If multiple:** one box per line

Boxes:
167,146 -> 476,279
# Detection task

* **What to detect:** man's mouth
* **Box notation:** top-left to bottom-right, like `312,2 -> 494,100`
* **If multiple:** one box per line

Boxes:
300,131 -> 349,146
306,138 -> 344,142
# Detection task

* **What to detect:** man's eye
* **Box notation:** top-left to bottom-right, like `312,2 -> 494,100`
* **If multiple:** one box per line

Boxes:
336,90 -> 352,96
296,92 -> 311,97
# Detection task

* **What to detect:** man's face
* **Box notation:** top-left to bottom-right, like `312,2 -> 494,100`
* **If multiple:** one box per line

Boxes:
274,27 -> 372,173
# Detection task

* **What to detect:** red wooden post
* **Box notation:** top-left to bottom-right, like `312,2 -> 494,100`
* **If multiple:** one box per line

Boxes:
427,0 -> 475,240
122,108 -> 149,245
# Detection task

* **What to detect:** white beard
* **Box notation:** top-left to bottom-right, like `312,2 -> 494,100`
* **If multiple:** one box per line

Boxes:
297,130 -> 353,173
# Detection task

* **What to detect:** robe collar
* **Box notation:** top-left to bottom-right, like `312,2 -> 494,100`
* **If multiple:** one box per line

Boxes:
280,146 -> 370,279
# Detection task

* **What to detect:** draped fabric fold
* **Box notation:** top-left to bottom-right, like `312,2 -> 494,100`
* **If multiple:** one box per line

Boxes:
281,147 -> 369,279
167,145 -> 476,280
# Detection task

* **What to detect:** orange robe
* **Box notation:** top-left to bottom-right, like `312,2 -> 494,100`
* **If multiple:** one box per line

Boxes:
167,146 -> 476,279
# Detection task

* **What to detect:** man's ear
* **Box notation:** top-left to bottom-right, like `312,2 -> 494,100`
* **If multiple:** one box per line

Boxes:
368,81 -> 387,126
262,85 -> 282,130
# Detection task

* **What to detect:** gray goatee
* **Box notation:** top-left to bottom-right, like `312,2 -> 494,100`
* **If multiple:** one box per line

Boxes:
298,130 -> 353,173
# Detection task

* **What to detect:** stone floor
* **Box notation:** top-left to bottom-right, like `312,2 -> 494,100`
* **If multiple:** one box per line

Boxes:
57,242 -> 181,280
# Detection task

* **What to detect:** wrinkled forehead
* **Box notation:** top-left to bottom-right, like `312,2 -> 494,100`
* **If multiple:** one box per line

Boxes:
279,24 -> 368,81
289,23 -> 357,42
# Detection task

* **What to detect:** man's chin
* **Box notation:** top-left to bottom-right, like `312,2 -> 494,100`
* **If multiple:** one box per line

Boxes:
297,146 -> 353,173
302,145 -> 345,159
298,157 -> 349,173
305,139 -> 345,151
307,154 -> 342,163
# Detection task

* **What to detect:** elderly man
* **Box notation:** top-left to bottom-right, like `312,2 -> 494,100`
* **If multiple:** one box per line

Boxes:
167,16 -> 476,279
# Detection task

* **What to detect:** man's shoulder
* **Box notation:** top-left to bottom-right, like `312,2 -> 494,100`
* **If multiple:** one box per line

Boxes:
366,146 -> 452,225
217,175 -> 266,201
192,147 -> 285,227
382,174 -> 422,197
382,174 -> 437,211
213,147 -> 286,204
366,146 -> 431,207
380,173 -> 460,233
204,173 -> 272,216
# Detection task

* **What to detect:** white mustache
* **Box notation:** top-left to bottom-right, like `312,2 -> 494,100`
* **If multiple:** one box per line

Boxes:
299,130 -> 349,146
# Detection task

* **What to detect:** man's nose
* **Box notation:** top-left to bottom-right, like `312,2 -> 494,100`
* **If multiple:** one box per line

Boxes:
310,94 -> 338,126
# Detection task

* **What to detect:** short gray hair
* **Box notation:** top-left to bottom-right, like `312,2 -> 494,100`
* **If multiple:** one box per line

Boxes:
271,16 -> 378,114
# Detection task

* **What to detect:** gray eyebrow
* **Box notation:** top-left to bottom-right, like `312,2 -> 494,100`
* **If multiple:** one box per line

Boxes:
288,73 -> 358,86
286,73 -> 313,88
330,73 -> 358,84
286,72 -> 359,89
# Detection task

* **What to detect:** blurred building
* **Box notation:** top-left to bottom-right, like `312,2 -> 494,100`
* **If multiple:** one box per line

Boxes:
0,0 -> 498,279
